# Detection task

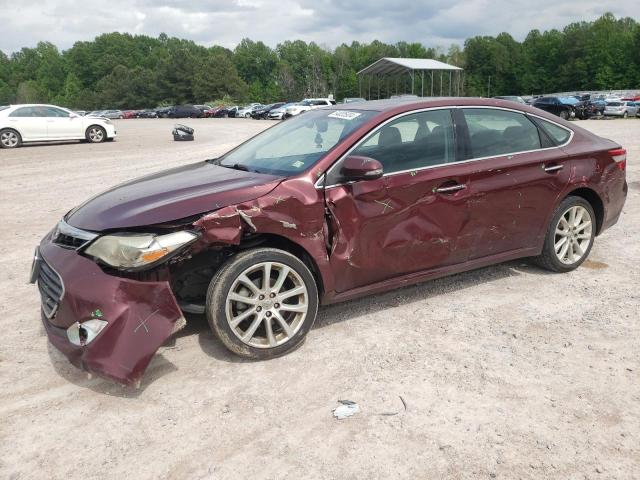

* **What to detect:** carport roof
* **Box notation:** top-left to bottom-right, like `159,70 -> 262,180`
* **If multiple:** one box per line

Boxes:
358,57 -> 463,76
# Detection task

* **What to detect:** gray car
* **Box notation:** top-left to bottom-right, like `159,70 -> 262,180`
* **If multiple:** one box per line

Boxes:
100,110 -> 125,119
604,101 -> 639,118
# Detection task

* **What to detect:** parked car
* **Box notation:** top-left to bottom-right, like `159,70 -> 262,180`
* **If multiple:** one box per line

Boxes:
167,105 -> 203,118
267,103 -> 298,120
236,104 -> 263,118
73,110 -> 87,116
532,96 -> 587,120
0,104 -> 116,148
204,106 -> 232,118
136,109 -> 158,119
251,103 -> 286,119
493,96 -> 526,104
122,110 -> 137,119
30,98 -> 627,384
87,110 -> 105,117
101,110 -> 125,119
226,106 -> 240,118
342,98 -> 367,104
604,101 -> 639,118
284,98 -> 336,118
584,100 -> 606,117
155,106 -> 172,118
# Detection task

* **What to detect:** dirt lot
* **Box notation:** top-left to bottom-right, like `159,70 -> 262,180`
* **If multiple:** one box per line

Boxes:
1,117 -> 638,479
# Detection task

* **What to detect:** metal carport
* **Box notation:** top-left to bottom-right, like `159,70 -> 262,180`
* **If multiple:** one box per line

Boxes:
357,57 -> 464,99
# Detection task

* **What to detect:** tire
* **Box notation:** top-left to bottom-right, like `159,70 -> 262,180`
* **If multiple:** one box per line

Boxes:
85,125 -> 106,143
623,112 -> 628,119
206,248 -> 319,359
534,196 -> 596,273
559,110 -> 569,120
118,115 -> 123,119
0,128 -> 22,148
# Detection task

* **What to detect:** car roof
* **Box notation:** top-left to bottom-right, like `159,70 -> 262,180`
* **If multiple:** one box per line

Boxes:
327,97 -> 543,113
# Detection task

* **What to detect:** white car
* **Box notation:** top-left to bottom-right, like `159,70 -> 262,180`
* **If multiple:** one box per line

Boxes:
285,98 -> 336,118
0,104 -> 117,148
267,102 -> 298,120
236,104 -> 262,118
603,101 -> 639,118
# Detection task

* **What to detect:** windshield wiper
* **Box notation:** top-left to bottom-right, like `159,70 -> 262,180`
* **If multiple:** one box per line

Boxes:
218,162 -> 251,172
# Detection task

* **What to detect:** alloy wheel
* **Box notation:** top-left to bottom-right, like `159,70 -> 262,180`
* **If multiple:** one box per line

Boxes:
88,127 -> 104,142
1,131 -> 19,148
225,261 -> 309,348
554,205 -> 593,265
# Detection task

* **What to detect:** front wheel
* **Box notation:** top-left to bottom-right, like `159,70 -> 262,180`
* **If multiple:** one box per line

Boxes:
85,125 -> 106,143
623,112 -> 628,119
559,110 -> 569,120
534,196 -> 595,272
206,248 -> 319,359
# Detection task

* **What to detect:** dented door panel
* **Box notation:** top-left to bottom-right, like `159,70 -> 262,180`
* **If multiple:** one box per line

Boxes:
464,148 -> 570,259
325,168 -> 472,293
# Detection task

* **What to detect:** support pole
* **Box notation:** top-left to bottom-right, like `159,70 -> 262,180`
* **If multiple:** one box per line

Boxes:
440,71 -> 443,96
421,71 -> 424,97
449,71 -> 452,96
431,71 -> 434,96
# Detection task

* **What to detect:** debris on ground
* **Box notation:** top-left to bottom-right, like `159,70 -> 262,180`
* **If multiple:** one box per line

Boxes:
333,400 -> 360,420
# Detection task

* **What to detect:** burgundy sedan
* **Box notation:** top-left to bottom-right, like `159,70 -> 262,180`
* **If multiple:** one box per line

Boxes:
31,98 -> 627,385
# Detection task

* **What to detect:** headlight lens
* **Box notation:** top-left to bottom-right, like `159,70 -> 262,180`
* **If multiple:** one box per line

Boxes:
85,231 -> 198,269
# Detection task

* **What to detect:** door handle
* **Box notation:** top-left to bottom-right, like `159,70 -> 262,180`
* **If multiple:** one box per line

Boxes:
544,164 -> 563,173
434,183 -> 467,194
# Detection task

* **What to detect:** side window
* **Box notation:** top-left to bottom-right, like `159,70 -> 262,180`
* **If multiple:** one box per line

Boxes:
537,118 -> 571,145
9,107 -> 36,117
351,109 -> 455,174
43,107 -> 69,117
463,108 -> 541,158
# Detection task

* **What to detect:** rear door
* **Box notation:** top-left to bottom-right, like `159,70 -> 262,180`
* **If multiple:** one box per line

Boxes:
457,107 -> 570,259
7,106 -> 48,140
324,108 -> 478,292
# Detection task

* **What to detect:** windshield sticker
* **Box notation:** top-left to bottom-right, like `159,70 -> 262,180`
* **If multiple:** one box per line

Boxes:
328,111 -> 362,120
292,160 -> 305,168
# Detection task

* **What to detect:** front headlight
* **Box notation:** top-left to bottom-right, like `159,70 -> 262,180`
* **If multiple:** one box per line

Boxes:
84,231 -> 198,270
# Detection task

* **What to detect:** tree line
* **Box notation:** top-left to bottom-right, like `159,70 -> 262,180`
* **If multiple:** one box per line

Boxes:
0,13 -> 637,110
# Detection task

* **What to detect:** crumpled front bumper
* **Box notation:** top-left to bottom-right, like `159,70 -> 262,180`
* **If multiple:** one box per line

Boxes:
35,239 -> 185,385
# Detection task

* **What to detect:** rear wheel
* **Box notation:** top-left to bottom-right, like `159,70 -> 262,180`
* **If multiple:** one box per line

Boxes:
623,112 -> 628,119
0,129 -> 21,148
85,125 -> 106,143
206,248 -> 319,359
534,196 -> 595,272
559,110 -> 569,120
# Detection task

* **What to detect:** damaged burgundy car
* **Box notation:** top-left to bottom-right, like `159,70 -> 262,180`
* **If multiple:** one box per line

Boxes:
31,98 -> 627,385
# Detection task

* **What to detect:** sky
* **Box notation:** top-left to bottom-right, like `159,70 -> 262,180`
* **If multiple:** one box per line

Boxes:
0,0 -> 637,55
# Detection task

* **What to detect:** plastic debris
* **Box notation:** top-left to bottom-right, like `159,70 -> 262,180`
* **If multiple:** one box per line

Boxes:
333,400 -> 360,420
172,124 -> 194,141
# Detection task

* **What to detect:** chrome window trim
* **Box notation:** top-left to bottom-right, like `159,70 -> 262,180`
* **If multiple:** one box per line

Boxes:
315,105 -> 574,189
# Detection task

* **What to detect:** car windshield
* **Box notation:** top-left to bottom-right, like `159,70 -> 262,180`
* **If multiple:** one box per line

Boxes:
218,109 -> 376,176
607,102 -> 622,106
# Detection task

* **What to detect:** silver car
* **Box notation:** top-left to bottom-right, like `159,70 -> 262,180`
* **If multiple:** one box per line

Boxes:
100,110 -> 125,119
604,101 -> 638,118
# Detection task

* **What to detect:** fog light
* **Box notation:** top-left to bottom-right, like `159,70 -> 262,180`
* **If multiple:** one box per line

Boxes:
67,319 -> 108,346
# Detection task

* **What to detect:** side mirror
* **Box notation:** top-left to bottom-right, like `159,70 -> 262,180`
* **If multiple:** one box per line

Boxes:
340,155 -> 383,181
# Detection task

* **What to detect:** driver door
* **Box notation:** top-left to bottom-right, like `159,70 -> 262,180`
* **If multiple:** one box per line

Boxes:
324,109 -> 475,293
43,107 -> 83,139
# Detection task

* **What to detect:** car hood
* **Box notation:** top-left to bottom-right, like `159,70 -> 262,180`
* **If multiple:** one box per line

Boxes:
65,161 -> 282,231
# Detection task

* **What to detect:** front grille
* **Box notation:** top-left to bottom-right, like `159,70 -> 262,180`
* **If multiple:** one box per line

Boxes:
38,259 -> 64,319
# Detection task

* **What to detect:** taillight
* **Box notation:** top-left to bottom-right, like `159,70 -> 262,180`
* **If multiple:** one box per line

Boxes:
608,148 -> 626,170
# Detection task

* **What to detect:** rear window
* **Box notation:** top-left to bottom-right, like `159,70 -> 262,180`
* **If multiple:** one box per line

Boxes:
607,102 -> 622,106
537,119 -> 571,145
463,108 -> 541,158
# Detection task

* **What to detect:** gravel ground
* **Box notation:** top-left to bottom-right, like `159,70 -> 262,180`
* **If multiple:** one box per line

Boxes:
1,117 -> 638,480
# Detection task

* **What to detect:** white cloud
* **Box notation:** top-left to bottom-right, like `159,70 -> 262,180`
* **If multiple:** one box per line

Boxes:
0,0 -> 637,54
